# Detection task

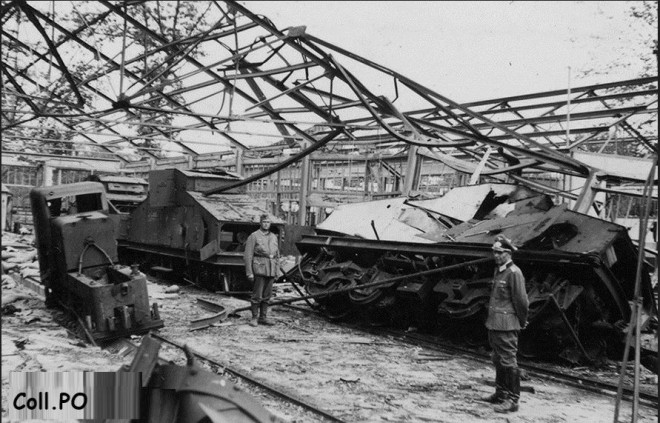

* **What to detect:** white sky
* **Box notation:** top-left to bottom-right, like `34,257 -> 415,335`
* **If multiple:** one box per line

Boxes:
244,1 -> 655,103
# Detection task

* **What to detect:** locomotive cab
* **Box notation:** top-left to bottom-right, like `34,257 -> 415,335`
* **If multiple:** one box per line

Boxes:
30,182 -> 164,342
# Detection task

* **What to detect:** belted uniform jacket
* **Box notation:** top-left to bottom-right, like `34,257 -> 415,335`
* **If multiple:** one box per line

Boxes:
244,229 -> 280,278
485,261 -> 529,331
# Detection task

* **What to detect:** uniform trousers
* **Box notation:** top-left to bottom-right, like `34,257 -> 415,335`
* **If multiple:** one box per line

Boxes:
488,329 -> 519,369
251,275 -> 274,306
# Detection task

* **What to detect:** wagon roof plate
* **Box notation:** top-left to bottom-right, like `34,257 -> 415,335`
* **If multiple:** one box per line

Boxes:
96,175 -> 148,184
180,169 -> 241,180
188,191 -> 285,224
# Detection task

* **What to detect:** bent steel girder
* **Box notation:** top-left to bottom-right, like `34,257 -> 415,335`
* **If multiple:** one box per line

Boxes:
28,4 -> 216,156
3,5 -> 185,159
298,33 -> 592,175
1,35 -> 161,161
1,0 -> 656,186
99,0 -> 343,151
14,1 -> 86,108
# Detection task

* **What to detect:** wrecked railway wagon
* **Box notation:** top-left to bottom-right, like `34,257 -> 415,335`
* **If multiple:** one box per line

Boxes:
293,184 -> 657,364
116,169 -> 284,291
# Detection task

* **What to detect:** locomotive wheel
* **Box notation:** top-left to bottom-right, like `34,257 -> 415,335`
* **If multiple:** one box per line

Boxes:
307,277 -> 356,321
348,284 -> 384,305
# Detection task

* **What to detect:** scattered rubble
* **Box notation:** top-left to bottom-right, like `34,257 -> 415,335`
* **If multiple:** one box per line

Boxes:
1,231 -> 657,422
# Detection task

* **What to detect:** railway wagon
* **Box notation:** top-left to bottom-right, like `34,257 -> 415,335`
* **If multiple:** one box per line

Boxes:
117,169 -> 284,291
29,182 -> 164,342
294,184 -> 657,364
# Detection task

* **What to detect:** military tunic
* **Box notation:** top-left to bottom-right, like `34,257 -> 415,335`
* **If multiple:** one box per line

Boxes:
244,229 -> 280,279
486,260 -> 529,368
486,261 -> 528,331
244,229 -> 280,306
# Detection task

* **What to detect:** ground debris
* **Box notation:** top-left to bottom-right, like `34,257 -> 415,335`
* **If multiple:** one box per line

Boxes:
13,338 -> 28,350
2,278 -> 657,423
1,291 -> 35,307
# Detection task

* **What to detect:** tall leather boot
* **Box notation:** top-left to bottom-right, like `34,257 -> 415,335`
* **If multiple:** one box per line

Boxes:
494,367 -> 520,413
481,364 -> 505,404
258,302 -> 275,326
249,303 -> 259,327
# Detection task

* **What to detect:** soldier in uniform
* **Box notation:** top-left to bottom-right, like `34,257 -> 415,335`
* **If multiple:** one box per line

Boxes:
481,235 -> 528,413
244,214 -> 281,327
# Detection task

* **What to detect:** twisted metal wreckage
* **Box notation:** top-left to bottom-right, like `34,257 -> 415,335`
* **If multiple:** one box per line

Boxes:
2,0 -> 658,372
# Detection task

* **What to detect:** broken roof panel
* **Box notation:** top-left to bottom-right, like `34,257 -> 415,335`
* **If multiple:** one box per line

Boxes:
317,197 -> 436,242
408,184 -> 540,222
316,183 -> 551,243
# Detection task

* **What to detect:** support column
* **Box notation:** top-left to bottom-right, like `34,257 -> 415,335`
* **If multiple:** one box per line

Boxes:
572,170 -> 603,215
364,159 -> 370,199
403,145 -> 420,195
235,147 -> 244,176
275,169 -> 281,217
42,163 -> 54,186
298,141 -> 310,225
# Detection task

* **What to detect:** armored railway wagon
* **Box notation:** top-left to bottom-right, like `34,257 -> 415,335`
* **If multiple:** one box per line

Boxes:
293,184 -> 657,364
117,169 -> 284,291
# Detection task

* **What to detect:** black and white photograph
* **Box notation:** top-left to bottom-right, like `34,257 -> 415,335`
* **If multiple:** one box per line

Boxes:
1,1 -> 657,422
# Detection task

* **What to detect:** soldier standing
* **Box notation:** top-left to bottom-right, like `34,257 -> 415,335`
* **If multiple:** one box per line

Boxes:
481,235 -> 529,413
244,214 -> 281,327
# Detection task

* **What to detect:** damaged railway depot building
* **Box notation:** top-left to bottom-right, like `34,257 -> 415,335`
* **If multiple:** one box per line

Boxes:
1,0 -> 658,378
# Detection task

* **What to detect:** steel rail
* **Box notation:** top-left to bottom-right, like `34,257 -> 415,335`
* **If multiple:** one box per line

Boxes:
190,298 -> 229,330
189,257 -> 494,330
149,333 -> 347,423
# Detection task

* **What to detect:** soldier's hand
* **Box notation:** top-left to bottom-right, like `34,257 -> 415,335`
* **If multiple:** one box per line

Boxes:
247,275 -> 254,281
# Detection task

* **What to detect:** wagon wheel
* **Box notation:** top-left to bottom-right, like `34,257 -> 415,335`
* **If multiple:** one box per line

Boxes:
348,283 -> 385,305
307,277 -> 356,321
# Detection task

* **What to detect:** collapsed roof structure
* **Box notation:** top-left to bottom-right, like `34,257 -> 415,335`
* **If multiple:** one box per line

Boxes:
1,0 -> 657,374
1,2 -> 656,209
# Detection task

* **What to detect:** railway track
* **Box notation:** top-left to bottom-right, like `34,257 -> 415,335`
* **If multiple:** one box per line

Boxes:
106,333 -> 347,423
97,275 -> 658,421
282,303 -> 659,409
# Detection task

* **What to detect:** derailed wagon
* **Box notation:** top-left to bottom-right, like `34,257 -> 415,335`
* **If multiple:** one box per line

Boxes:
293,184 -> 657,364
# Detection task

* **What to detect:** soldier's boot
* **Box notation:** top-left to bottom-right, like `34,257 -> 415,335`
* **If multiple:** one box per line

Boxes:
249,303 -> 259,327
258,302 -> 275,326
494,367 -> 520,413
481,365 -> 505,404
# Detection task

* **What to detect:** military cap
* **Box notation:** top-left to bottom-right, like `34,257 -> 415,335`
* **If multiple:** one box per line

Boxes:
491,235 -> 517,252
259,214 -> 270,222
